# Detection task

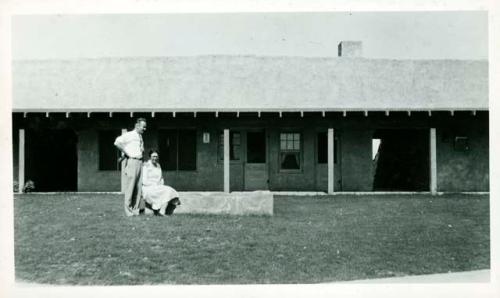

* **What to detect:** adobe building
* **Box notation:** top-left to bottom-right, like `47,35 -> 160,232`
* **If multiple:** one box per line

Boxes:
11,41 -> 489,193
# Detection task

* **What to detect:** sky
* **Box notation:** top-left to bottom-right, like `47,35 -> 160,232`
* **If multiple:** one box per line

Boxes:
12,11 -> 488,60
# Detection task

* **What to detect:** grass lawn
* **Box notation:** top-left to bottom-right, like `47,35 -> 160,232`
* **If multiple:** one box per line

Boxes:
14,193 -> 489,284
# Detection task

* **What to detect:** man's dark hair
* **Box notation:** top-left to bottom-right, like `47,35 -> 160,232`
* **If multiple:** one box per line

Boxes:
136,117 -> 147,124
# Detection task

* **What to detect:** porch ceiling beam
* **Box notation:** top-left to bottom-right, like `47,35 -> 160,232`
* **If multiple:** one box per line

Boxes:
322,111 -> 325,117
428,111 -> 432,116
343,111 -> 347,117
23,112 -> 27,118
258,111 -> 261,118
236,111 -> 240,118
87,112 -> 91,118
193,111 -> 197,118
130,112 -> 134,118
215,111 -> 219,118
66,112 -> 70,118
109,112 -> 113,118
472,110 -> 476,116
450,110 -> 454,116
407,111 -> 411,116
151,112 -> 155,118
385,110 -> 390,116
279,111 -> 282,118
172,111 -> 176,118
364,111 -> 368,117
300,111 -> 304,118
45,112 -> 49,118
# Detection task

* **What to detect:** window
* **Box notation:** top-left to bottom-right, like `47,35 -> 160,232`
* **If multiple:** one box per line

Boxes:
247,131 -> 266,163
280,132 -> 301,170
98,130 -> 121,171
159,130 -> 197,171
218,131 -> 241,161
317,132 -> 338,164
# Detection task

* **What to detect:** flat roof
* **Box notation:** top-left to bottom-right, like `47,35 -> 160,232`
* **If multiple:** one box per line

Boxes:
12,56 -> 488,111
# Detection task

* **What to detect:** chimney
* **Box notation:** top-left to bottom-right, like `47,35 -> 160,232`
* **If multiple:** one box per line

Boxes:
338,41 -> 363,57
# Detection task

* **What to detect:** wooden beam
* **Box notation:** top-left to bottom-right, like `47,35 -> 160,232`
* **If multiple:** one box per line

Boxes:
428,111 -> 432,117
343,111 -> 347,117
172,111 -> 176,118
18,129 -> 25,193
258,111 -> 261,118
385,110 -> 390,116
407,111 -> 411,116
364,111 -> 368,117
130,112 -> 134,118
87,112 -> 91,118
193,112 -> 197,118
23,112 -> 27,118
236,111 -> 240,118
322,111 -> 325,117
224,129 -> 230,193
472,110 -> 476,116
279,111 -> 282,118
109,112 -> 113,118
215,111 -> 219,118
450,110 -> 454,116
151,112 -> 155,118
300,111 -> 304,118
430,128 -> 437,195
328,128 -> 335,194
66,112 -> 70,118
45,112 -> 49,118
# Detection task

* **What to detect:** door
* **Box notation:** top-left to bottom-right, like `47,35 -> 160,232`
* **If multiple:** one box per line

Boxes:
244,130 -> 269,190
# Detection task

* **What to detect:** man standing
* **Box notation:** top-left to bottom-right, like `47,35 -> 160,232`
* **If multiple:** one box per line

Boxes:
114,118 -> 147,216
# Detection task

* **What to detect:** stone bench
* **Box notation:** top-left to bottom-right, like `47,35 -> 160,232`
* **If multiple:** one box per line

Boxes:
171,191 -> 273,215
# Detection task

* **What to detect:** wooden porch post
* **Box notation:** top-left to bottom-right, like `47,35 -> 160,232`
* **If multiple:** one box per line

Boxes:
328,128 -> 335,194
430,128 -> 437,195
224,129 -> 230,193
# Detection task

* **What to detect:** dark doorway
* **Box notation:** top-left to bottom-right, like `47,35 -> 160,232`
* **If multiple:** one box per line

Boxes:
372,129 -> 429,191
25,129 -> 78,192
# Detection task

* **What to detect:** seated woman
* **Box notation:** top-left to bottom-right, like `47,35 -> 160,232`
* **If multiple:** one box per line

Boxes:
142,150 -> 180,216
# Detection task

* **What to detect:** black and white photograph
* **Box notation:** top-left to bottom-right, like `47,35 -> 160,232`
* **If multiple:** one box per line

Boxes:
1,0 -> 499,297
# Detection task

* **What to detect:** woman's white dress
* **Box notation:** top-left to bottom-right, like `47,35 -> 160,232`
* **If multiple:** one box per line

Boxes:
142,160 -> 179,212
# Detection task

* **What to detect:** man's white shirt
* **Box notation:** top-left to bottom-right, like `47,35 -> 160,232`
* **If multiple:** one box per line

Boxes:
114,130 -> 144,159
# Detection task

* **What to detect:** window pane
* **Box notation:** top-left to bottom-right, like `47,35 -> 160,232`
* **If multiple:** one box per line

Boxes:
287,141 -> 293,150
233,133 -> 241,145
293,140 -> 300,150
247,131 -> 266,163
98,130 -> 121,171
219,131 -> 240,161
178,130 -> 197,170
280,140 -> 286,150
